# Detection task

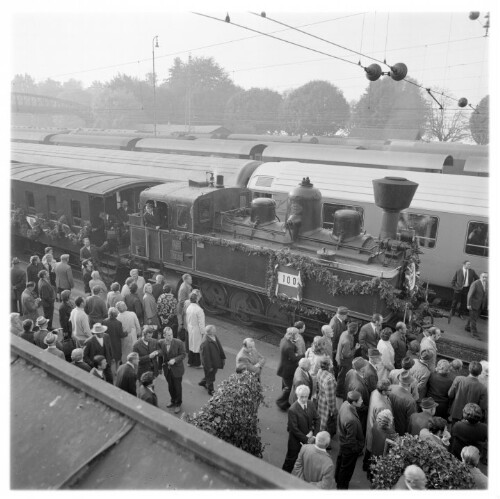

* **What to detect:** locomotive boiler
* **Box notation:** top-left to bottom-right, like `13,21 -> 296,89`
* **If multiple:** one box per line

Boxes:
129,175 -> 419,330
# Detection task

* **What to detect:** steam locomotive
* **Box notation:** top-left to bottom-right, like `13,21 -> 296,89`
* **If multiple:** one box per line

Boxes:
128,174 -> 420,329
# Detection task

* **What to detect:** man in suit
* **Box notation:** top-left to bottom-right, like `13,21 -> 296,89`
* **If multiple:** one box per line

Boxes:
152,274 -> 165,301
133,326 -> 159,380
276,327 -> 301,410
54,254 -> 74,298
282,385 -> 320,473
448,361 -> 488,423
329,306 -> 348,377
358,313 -> 382,359
83,323 -> 114,383
11,257 -> 26,314
38,270 -> 55,330
387,371 -> 417,435
199,325 -> 226,396
344,357 -> 370,434
176,273 -> 193,330
85,286 -> 108,327
466,272 -> 487,337
451,261 -> 478,319
292,431 -> 334,489
335,390 -> 365,489
71,348 -> 92,372
115,352 -> 139,396
289,358 -> 313,406
158,326 -> 186,413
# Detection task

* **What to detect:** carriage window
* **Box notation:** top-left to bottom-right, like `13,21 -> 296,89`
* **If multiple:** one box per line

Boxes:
323,203 -> 364,230
25,191 -> 35,213
176,205 -> 189,229
253,192 -> 273,199
198,198 -> 211,223
71,200 -> 82,227
398,213 -> 438,248
465,221 -> 488,257
255,176 -> 274,187
47,195 -> 57,221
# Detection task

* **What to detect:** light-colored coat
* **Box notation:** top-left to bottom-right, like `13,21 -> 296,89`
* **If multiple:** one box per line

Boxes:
377,339 -> 395,380
117,310 -> 140,363
366,389 -> 392,452
292,444 -> 334,489
186,302 -> 205,353
54,261 -> 74,290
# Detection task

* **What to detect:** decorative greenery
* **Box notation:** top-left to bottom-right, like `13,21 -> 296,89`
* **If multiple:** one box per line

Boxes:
182,371 -> 265,458
370,434 -> 474,490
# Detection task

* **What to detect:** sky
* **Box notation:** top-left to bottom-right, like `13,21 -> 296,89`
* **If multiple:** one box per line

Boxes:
8,2 -> 495,110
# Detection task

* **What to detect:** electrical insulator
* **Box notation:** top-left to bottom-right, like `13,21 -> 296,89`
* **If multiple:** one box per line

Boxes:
469,12 -> 480,20
365,63 -> 382,81
458,98 -> 468,108
261,12 -> 266,17
389,62 -> 408,81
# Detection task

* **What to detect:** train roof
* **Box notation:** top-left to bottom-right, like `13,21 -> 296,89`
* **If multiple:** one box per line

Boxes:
10,142 -> 262,187
463,156 -> 489,175
49,133 -> 142,149
248,161 -> 488,217
11,129 -> 67,143
135,137 -> 269,156
11,163 -> 157,195
261,143 -> 453,172
11,336 -> 307,489
386,139 -> 489,159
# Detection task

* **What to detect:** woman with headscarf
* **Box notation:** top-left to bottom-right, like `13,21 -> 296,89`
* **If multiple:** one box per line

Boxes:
235,337 -> 266,380
116,300 -> 140,363
143,282 -> 160,334
377,327 -> 395,381
304,335 -> 331,403
316,358 -> 337,433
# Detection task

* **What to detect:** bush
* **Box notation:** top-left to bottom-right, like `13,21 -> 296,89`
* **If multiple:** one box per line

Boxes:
182,371 -> 265,457
370,434 -> 474,489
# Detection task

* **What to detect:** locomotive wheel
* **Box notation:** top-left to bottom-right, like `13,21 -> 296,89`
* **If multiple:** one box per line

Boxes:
200,281 -> 228,314
265,302 -> 289,335
229,290 -> 263,326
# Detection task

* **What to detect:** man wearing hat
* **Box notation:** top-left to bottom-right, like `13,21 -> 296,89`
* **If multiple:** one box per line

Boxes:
54,254 -> 74,298
329,306 -> 348,377
389,356 -> 419,401
33,316 -> 50,349
387,371 -> 417,435
43,332 -> 65,360
409,350 -> 432,403
11,257 -> 26,314
359,314 -> 382,360
115,352 -> 139,396
138,371 -> 158,407
408,397 -> 438,435
335,390 -> 365,489
83,323 -> 114,383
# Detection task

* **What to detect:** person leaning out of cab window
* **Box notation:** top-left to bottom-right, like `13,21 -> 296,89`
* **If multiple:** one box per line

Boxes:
143,202 -> 161,229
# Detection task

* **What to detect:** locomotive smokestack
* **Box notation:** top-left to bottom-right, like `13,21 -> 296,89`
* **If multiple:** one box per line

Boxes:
372,177 -> 418,239
215,175 -> 224,188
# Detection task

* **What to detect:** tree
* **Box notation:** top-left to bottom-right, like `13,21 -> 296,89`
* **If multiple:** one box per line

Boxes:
224,88 -> 283,133
182,371 -> 265,457
469,95 -> 489,144
423,91 -> 471,142
11,74 -> 37,93
91,87 -> 146,129
370,434 -> 474,489
351,77 -> 429,138
279,80 -> 350,136
36,78 -> 63,98
165,56 -> 241,125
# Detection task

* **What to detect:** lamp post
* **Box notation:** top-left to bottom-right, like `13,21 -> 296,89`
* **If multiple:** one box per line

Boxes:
152,35 -> 159,136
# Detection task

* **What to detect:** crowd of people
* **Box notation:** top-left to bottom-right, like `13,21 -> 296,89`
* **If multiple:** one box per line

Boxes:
11,250 -> 488,489
276,313 -> 488,489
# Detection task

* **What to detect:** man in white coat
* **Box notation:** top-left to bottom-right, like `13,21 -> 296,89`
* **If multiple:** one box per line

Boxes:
185,291 -> 205,368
